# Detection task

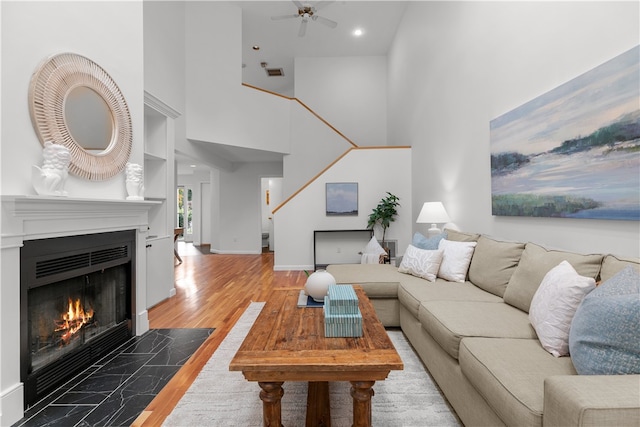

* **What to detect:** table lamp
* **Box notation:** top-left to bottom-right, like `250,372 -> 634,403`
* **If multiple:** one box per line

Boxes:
416,202 -> 451,238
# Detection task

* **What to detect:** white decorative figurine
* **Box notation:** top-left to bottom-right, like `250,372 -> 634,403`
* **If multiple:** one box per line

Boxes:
32,142 -> 71,196
125,163 -> 144,200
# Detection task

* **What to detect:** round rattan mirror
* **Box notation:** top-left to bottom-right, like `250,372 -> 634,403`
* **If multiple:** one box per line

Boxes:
28,53 -> 132,180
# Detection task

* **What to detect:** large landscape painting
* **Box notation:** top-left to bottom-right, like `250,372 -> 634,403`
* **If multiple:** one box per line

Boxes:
490,46 -> 639,220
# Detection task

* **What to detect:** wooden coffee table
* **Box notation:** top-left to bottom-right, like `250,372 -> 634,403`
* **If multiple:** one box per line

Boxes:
229,286 -> 403,427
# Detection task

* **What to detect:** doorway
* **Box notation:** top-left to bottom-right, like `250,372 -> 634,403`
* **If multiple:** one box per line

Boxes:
177,186 -> 193,242
261,177 -> 283,252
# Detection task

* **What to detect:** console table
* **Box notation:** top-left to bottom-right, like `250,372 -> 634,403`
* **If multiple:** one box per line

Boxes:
313,229 -> 373,270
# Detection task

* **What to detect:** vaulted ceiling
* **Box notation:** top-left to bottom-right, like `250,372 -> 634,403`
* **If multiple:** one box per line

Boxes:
180,1 -> 408,174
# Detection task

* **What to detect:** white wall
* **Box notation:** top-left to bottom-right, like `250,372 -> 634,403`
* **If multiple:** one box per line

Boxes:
283,100 -> 353,197
295,56 -> 388,146
274,148 -> 411,270
144,1 -> 185,113
185,2 -> 291,155
1,1 -> 144,199
214,161 -> 283,254
389,1 -> 640,257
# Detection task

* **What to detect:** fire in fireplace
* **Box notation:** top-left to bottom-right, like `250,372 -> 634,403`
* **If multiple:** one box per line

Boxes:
20,230 -> 135,408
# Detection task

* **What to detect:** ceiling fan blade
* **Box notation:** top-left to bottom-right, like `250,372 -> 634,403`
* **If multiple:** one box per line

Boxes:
271,14 -> 299,21
298,19 -> 308,37
313,1 -> 334,12
292,0 -> 304,9
312,15 -> 338,28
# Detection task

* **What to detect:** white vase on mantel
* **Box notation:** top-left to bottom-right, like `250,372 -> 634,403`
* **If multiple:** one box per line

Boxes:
32,141 -> 71,197
305,269 -> 336,302
125,163 -> 144,200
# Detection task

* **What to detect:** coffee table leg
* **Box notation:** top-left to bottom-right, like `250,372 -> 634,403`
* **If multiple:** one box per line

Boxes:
258,381 -> 284,427
306,381 -> 331,427
350,381 -> 375,427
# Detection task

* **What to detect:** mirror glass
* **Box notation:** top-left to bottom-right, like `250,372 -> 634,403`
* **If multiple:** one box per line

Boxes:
64,86 -> 114,152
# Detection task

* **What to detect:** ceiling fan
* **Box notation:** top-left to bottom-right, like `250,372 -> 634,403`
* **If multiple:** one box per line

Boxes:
271,1 -> 338,37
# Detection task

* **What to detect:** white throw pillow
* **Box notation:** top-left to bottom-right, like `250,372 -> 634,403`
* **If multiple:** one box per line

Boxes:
529,260 -> 596,357
437,239 -> 477,282
398,245 -> 443,282
362,236 -> 387,256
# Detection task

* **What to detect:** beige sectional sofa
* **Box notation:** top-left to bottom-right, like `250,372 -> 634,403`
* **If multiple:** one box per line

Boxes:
327,230 -> 640,427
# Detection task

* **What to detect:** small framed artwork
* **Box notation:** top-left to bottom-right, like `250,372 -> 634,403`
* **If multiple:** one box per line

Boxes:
326,183 -> 358,216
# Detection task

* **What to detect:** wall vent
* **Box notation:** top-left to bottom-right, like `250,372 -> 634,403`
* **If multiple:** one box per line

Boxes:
265,68 -> 284,77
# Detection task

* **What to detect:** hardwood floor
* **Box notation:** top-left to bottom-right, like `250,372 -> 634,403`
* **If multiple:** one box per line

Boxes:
132,243 -> 306,426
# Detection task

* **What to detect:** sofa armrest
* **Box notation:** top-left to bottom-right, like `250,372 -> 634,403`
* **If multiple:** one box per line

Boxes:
544,375 -> 640,427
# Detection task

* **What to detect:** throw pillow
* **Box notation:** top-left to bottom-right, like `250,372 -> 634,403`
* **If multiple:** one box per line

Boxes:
362,235 -> 387,256
503,242 -> 602,313
360,236 -> 387,264
569,266 -> 640,375
528,260 -> 596,357
468,235 -> 525,298
412,231 -> 447,250
437,239 -> 477,282
398,245 -> 443,282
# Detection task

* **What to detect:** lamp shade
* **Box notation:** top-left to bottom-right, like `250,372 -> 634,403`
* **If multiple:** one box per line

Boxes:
416,202 -> 451,224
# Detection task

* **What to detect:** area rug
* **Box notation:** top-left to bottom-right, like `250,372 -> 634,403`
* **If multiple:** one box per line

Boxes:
163,302 -> 460,427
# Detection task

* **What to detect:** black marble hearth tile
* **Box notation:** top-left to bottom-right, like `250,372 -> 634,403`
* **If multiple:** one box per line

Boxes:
80,392 -> 157,427
68,372 -> 131,394
19,366 -> 102,420
119,329 -> 172,355
52,390 -> 110,405
95,352 -> 154,376
66,353 -> 154,395
147,329 -> 213,366
13,404 -> 94,427
81,365 -> 181,427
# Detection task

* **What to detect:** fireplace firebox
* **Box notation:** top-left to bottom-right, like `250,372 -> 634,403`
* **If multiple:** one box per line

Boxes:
20,230 -> 136,407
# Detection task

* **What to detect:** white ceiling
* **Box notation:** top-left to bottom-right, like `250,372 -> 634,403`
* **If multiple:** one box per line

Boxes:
178,1 -> 408,174
241,1 -> 407,96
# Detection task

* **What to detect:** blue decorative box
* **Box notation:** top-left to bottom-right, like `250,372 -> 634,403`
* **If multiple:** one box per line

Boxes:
326,284 -> 359,315
323,306 -> 363,337
324,285 -> 362,337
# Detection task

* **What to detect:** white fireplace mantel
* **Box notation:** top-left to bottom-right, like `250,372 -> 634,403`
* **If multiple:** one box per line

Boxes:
0,195 -> 159,425
2,195 -> 161,243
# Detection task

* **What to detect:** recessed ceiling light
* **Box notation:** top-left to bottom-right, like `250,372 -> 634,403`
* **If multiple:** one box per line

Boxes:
252,45 -> 260,51
190,164 -> 196,168
353,28 -> 363,37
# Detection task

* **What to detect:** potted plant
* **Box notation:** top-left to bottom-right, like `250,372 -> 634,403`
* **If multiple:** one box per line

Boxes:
367,192 -> 400,249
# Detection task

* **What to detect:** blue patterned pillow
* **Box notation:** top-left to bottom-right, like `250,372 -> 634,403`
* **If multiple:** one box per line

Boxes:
412,232 -> 447,250
569,266 -> 640,374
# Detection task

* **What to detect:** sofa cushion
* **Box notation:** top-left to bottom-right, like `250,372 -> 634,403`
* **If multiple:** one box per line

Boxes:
459,337 -> 577,427
398,279 -> 502,319
528,260 -> 596,357
398,245 -> 443,281
569,266 -> 640,375
326,264 -> 401,299
600,254 -> 640,282
437,239 -> 477,282
544,375 -> 640,427
443,228 -> 480,242
503,242 -> 603,313
418,301 -> 536,360
468,235 -> 525,297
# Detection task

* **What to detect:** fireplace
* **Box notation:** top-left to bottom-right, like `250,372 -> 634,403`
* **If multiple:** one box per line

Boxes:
20,230 -> 135,407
